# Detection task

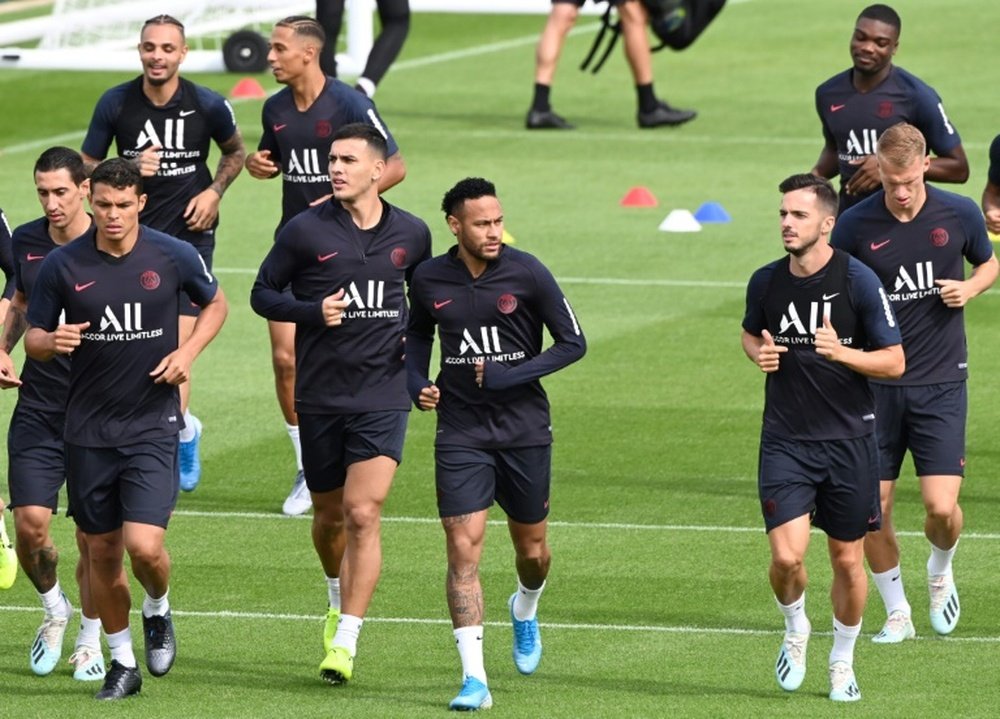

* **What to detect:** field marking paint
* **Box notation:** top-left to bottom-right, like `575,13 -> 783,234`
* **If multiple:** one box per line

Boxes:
169,510 -> 1000,540
0,602 -> 996,642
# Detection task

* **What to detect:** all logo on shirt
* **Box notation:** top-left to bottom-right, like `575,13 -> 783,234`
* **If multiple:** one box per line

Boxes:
444,325 -> 526,366
81,303 -> 164,341
342,280 -> 399,320
890,261 -> 939,302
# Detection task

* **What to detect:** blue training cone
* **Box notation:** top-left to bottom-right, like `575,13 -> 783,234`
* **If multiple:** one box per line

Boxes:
694,201 -> 731,223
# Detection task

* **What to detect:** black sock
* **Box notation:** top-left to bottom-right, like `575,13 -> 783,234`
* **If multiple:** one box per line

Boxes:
531,83 -> 551,112
636,83 -> 658,113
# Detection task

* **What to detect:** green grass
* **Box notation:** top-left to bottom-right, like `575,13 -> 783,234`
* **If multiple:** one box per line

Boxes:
3,1 -> 1000,716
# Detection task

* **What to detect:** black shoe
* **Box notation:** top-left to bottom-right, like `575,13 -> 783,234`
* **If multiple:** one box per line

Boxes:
525,109 -> 575,130
143,611 -> 176,677
95,660 -> 142,700
637,101 -> 697,128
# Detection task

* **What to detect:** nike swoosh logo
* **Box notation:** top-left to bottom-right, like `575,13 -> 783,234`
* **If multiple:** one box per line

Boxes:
273,123 -> 287,132
870,239 -> 891,251
830,104 -> 846,112
179,110 -> 196,117
26,253 -> 45,261
74,281 -> 96,292
822,293 -> 840,301
433,299 -> 453,310
317,252 -> 339,262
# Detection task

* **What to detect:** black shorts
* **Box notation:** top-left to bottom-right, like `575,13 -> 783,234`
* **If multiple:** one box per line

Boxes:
299,411 -> 408,493
7,405 -> 66,511
758,433 -> 880,542
874,382 -> 967,479
66,438 -> 179,534
177,229 -> 215,318
436,445 -> 551,525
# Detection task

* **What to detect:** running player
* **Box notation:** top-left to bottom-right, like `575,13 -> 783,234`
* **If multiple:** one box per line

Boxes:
406,177 -> 586,710
245,15 -> 405,516
81,14 -> 245,491
832,122 -> 998,643
25,158 -> 228,700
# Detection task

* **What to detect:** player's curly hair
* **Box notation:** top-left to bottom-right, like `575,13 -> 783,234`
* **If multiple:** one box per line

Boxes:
858,4 -> 901,34
441,178 -> 497,218
90,157 -> 143,195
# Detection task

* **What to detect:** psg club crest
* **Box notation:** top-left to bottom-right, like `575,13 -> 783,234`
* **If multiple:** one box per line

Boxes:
315,120 -> 333,138
930,228 -> 949,247
876,101 -> 893,119
497,293 -> 517,314
140,270 -> 161,290
390,247 -> 407,267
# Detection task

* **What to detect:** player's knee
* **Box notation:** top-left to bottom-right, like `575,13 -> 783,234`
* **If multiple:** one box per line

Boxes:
924,498 -> 959,525
271,348 -> 295,376
770,553 -> 803,577
343,502 -> 381,533
13,514 -> 49,549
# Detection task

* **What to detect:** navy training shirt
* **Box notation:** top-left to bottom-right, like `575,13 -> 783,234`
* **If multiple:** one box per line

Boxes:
0,208 -> 14,300
257,78 -> 399,230
250,198 -> 431,414
831,186 -> 993,385
815,66 -> 961,212
82,77 -> 239,237
406,245 -> 587,449
27,226 -> 219,447
743,249 -> 901,441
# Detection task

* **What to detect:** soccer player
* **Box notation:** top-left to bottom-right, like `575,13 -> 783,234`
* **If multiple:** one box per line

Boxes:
246,15 -> 405,516
743,173 -> 903,702
811,4 -> 968,214
980,133 -> 1000,236
0,147 -> 119,682
81,14 -> 246,492
250,123 -> 429,685
831,122 -> 998,643
24,158 -> 228,700
527,0 -> 696,129
316,0 -> 410,98
405,178 -> 586,710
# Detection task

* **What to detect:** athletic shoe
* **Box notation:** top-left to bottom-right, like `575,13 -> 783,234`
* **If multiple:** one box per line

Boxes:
143,611 -> 176,677
929,573 -> 960,635
449,675 -> 493,711
637,101 -> 697,128
525,109 -> 574,130
323,606 -> 341,653
69,645 -> 107,681
871,610 -> 916,644
828,660 -> 861,702
178,415 -> 203,492
319,645 -> 353,684
282,470 -> 312,516
95,660 -> 142,700
0,516 -> 16,590
30,600 -> 72,676
508,593 -> 542,675
774,630 -> 808,692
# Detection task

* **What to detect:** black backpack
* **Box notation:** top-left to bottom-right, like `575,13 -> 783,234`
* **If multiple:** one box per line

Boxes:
581,0 -> 727,73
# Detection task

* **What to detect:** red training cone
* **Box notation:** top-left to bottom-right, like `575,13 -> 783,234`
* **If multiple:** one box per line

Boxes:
619,186 -> 658,207
230,77 -> 267,99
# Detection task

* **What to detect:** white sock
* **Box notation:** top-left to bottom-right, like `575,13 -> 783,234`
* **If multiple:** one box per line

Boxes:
928,539 -> 958,577
286,423 -> 303,472
179,410 -> 197,442
106,627 -> 136,668
871,565 -> 911,616
40,583 -> 70,617
775,593 -> 810,635
332,614 -> 363,656
454,626 -> 487,684
327,576 -> 341,611
829,618 -> 861,666
356,76 -> 376,98
143,589 -> 170,618
76,614 -> 103,650
512,579 -> 545,621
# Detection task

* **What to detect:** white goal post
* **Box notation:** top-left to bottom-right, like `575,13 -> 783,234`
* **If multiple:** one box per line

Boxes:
0,0 -> 582,73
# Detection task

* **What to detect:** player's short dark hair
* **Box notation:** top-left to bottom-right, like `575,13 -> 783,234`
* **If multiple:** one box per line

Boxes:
858,4 -> 901,34
142,14 -> 186,41
275,15 -> 326,44
34,146 -> 87,186
90,157 -> 143,195
331,123 -> 388,160
778,174 -> 838,216
441,178 -> 497,218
